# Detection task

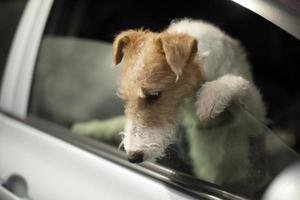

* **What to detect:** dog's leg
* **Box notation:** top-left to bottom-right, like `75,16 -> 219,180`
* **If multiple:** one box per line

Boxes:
188,75 -> 269,192
195,74 -> 265,122
72,115 -> 125,144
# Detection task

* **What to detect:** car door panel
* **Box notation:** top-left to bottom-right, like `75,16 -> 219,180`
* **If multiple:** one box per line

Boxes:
0,113 -> 197,200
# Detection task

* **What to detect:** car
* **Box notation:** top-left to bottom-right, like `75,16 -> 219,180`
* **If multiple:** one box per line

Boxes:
0,0 -> 299,199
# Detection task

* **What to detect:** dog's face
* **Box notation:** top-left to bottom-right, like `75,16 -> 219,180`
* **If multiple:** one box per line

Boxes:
112,30 -> 201,163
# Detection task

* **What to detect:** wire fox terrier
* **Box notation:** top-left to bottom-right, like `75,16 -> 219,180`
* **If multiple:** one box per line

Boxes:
112,19 -> 266,165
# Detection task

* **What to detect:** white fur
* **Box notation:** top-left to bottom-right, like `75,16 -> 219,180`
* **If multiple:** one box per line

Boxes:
195,74 -> 250,121
122,118 -> 177,161
168,19 -> 266,122
166,19 -> 268,186
168,19 -> 253,80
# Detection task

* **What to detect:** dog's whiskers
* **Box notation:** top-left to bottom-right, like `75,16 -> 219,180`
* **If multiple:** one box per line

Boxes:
118,134 -> 125,151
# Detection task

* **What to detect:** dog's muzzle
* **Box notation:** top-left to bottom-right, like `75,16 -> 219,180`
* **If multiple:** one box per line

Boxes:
127,151 -> 144,163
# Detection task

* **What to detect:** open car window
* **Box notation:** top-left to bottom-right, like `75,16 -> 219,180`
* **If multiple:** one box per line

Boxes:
28,0 -> 300,199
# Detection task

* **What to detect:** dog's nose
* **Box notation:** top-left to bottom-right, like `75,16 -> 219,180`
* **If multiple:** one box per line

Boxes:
127,151 -> 144,163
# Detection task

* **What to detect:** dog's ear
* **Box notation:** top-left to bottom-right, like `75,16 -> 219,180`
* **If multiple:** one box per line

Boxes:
112,30 -> 143,66
159,33 -> 197,80
112,31 -> 130,66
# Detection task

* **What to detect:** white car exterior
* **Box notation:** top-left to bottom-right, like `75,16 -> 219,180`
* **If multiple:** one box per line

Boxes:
0,0 -> 299,200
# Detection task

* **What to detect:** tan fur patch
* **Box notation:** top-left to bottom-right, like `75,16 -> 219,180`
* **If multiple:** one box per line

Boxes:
112,29 -> 202,128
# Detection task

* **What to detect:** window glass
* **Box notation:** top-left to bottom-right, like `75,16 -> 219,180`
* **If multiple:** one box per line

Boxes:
0,0 -> 27,90
29,0 -> 300,198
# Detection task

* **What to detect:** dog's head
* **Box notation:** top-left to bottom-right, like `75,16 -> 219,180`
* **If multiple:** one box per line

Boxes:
112,29 -> 201,163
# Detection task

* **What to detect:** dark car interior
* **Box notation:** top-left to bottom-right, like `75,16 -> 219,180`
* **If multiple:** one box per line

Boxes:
0,0 -> 27,87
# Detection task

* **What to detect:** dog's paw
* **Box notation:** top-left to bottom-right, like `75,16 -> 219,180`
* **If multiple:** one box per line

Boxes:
195,82 -> 230,121
195,75 -> 250,121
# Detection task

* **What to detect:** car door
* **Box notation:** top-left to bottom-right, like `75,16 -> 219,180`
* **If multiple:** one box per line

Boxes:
0,0 -> 233,199
0,0 -> 299,200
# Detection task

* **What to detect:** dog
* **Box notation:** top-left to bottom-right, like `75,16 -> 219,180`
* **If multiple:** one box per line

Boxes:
113,18 -> 266,160
74,19 -> 269,193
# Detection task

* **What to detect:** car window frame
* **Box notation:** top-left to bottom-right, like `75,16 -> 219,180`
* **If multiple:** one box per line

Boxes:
0,0 -> 53,117
231,0 -> 300,40
2,0 -> 299,199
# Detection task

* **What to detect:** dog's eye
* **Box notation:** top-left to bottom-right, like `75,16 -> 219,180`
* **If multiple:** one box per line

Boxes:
145,91 -> 161,102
